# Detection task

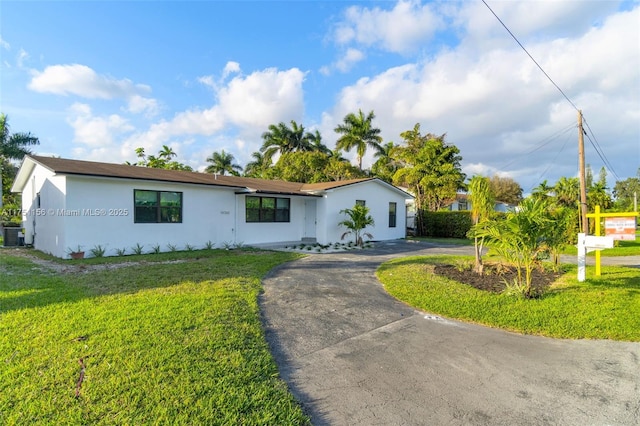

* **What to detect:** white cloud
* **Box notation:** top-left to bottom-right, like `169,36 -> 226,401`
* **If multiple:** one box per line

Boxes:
67,103 -> 134,149
333,0 -> 442,54
16,48 -> 29,68
121,64 -> 306,165
28,64 -> 150,99
0,36 -> 10,50
325,3 -> 640,191
126,95 -> 160,117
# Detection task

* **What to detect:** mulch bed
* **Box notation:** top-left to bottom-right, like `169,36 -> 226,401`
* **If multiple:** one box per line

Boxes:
433,263 -> 564,294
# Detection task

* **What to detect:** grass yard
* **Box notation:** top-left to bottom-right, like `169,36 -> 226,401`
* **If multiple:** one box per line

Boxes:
377,255 -> 640,341
0,249 -> 309,425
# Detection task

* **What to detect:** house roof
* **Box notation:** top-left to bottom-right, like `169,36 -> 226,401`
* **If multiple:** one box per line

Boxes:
12,156 -> 412,199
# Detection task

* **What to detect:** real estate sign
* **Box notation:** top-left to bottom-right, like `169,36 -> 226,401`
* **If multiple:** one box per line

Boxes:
604,217 -> 637,240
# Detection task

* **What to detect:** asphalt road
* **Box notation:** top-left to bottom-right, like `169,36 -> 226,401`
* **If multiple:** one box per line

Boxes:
260,241 -> 640,426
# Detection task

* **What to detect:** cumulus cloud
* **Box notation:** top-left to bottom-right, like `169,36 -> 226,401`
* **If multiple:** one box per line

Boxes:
325,3 -> 640,191
332,0 -> 442,54
121,65 -> 306,165
67,103 -> 134,149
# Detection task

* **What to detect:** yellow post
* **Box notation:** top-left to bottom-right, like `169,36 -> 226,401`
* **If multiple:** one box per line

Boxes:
594,206 -> 601,276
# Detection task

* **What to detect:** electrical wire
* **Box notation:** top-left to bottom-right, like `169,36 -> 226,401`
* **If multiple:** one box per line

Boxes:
482,0 -> 622,182
498,122 -> 575,170
481,0 -> 580,112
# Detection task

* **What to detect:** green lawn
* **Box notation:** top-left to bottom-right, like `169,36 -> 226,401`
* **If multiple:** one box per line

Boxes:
0,249 -> 309,425
377,255 -> 640,341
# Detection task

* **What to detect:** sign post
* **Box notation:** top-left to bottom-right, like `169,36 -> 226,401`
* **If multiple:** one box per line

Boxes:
585,206 -> 638,277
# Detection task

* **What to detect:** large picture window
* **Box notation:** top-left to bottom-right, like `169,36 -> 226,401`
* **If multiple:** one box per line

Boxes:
246,196 -> 290,223
134,190 -> 182,223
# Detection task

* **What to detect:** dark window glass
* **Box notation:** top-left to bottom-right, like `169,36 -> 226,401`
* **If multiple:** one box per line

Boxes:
356,200 -> 366,206
134,190 -> 182,223
246,196 -> 290,223
389,202 -> 397,228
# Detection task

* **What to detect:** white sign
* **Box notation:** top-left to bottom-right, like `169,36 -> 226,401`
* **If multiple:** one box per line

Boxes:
605,217 -> 637,241
583,235 -> 614,250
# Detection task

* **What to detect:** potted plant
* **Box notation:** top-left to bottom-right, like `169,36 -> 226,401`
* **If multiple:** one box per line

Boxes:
67,245 -> 85,260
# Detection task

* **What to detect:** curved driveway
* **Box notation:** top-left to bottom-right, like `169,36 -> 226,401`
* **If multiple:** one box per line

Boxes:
260,241 -> 640,426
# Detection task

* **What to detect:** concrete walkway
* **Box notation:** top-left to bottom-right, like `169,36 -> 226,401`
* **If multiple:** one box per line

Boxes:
260,241 -> 640,426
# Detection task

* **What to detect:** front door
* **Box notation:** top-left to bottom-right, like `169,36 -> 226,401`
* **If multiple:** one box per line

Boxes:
304,199 -> 316,240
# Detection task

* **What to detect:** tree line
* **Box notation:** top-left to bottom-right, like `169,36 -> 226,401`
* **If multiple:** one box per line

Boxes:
1,112 -> 638,229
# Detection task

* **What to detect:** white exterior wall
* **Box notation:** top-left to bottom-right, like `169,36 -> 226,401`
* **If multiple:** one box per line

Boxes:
234,194 -> 311,245
319,181 -> 408,244
60,176 -> 238,257
20,167 -> 68,256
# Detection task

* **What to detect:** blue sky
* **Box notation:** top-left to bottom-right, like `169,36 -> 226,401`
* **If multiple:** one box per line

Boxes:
1,0 -> 638,194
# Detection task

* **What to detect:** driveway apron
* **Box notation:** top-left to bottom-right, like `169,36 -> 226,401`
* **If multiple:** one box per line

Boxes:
260,241 -> 640,426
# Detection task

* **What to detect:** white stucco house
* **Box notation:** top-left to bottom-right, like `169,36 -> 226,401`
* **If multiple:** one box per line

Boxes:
11,155 -> 413,258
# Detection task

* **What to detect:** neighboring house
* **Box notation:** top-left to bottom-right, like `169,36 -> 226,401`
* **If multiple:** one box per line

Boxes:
11,155 -> 413,258
447,193 -> 516,213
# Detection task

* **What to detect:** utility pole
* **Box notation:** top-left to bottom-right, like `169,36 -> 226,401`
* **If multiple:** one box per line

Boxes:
578,110 -> 588,234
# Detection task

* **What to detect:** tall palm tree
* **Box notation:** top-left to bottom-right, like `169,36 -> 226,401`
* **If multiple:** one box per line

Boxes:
260,120 -> 314,163
554,176 -> 580,208
1,114 -> 39,209
244,151 -> 270,178
308,129 -> 331,155
0,114 -> 39,160
205,150 -> 242,176
371,141 -> 398,183
531,180 -> 552,201
334,109 -> 383,170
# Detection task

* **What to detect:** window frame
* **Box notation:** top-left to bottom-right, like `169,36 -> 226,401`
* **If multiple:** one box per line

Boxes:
388,202 -> 397,228
246,196 -> 291,223
134,189 -> 183,224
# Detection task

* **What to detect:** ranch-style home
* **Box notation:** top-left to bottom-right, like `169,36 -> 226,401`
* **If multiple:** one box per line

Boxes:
11,155 -> 413,258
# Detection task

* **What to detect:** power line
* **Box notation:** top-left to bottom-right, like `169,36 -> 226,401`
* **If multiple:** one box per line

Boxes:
582,117 -> 620,181
498,122 -> 575,170
482,0 -> 622,183
481,0 -> 580,112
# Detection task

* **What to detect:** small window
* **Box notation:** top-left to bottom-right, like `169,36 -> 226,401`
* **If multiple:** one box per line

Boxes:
356,200 -> 366,207
458,200 -> 468,211
389,202 -> 397,228
246,196 -> 290,223
134,190 -> 182,223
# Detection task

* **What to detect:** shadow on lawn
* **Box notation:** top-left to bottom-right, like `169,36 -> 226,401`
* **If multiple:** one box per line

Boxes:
0,251 -> 280,314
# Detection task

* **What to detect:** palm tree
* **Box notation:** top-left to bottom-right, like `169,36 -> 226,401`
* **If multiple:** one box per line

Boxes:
244,151 -> 270,178
467,175 -> 495,274
554,176 -> 580,208
371,141 -> 398,183
531,180 -> 552,201
158,145 -> 177,161
1,114 -> 39,209
339,204 -> 375,247
260,120 -> 314,163
308,129 -> 331,155
0,114 -> 39,160
334,109 -> 383,170
205,150 -> 242,176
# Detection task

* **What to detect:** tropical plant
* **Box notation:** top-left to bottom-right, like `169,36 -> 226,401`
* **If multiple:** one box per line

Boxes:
129,146 -> 193,171
260,120 -> 315,163
0,114 -> 39,161
334,109 -> 383,170
489,175 -> 522,204
612,169 -> 640,211
205,150 -> 242,176
1,114 -> 39,209
467,176 -> 494,274
392,124 -> 466,234
338,204 -> 375,247
472,198 -> 552,298
553,176 -> 580,208
371,141 -> 399,183
243,151 -> 271,178
89,244 -> 107,258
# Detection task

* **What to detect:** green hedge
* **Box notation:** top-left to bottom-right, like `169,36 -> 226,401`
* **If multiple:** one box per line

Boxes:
422,211 -> 473,238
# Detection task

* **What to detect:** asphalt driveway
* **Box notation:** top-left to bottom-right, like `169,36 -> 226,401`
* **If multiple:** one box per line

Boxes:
260,241 -> 640,426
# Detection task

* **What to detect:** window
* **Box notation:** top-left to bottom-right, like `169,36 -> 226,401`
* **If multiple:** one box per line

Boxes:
389,202 -> 397,228
246,196 -> 290,223
356,200 -> 366,206
458,200 -> 468,211
134,190 -> 182,223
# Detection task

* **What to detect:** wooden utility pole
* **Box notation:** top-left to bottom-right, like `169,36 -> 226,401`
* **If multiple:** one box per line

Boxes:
578,110 -> 588,234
